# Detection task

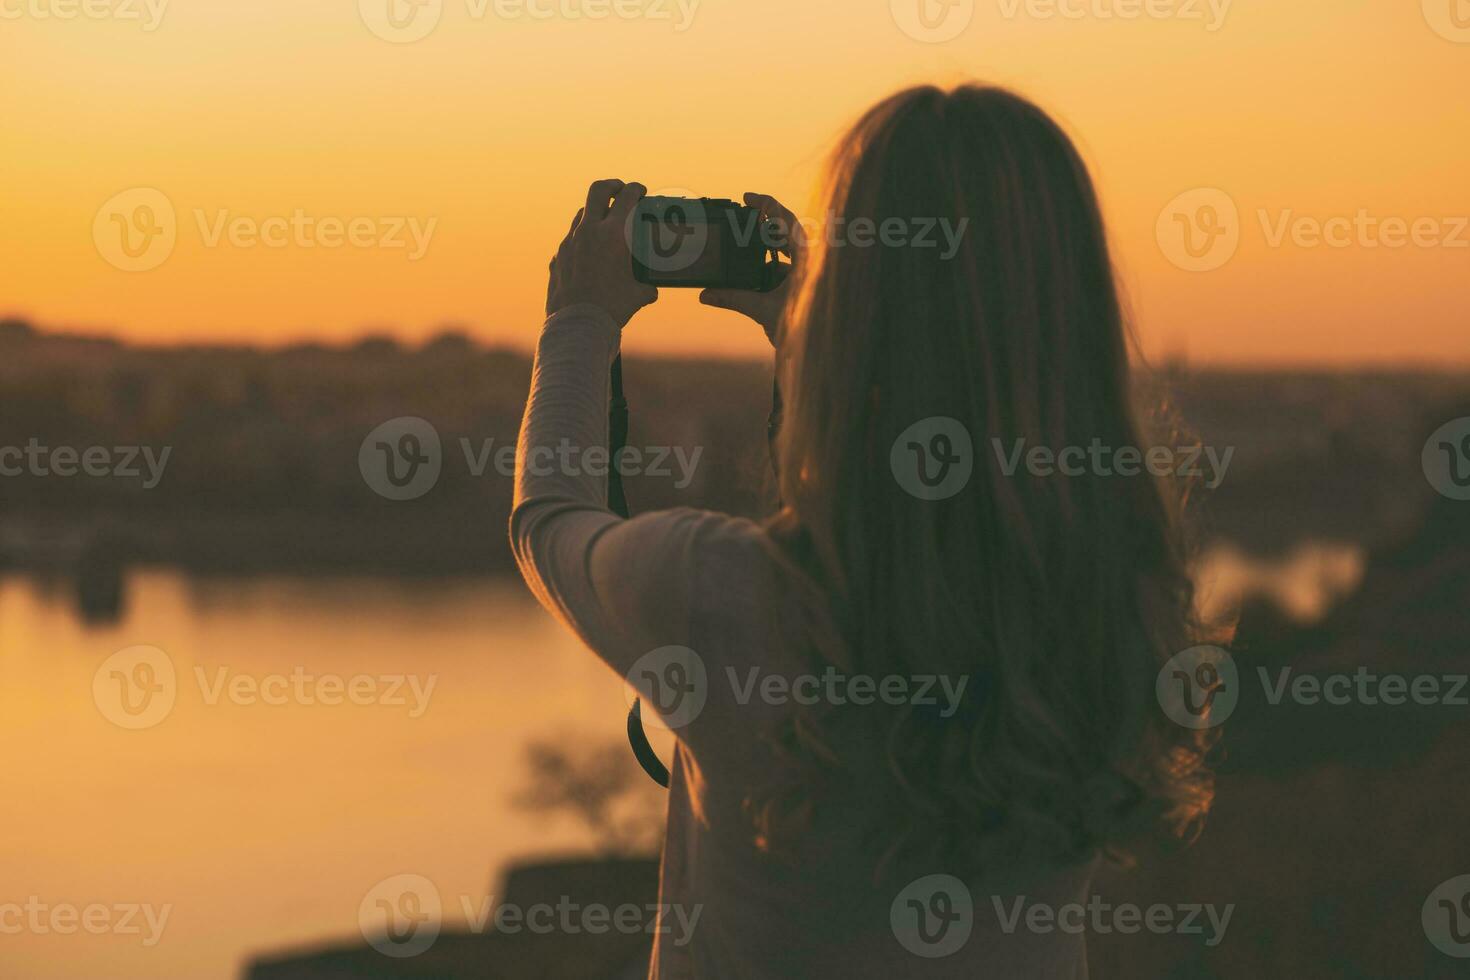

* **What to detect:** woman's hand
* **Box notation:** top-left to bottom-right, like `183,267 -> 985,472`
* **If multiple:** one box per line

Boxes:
546,180 -> 658,329
699,192 -> 804,348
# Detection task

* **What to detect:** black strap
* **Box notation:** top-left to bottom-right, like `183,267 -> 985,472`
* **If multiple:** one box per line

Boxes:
626,699 -> 670,788
767,376 -> 783,485
609,355 -> 630,520
615,356 -> 784,790
611,355 -> 671,789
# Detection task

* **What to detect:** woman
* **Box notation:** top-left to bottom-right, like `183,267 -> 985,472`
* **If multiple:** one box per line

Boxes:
513,85 -> 1216,978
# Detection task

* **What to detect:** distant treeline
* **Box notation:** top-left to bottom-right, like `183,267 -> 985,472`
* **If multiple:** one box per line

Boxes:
0,316 -> 1465,573
0,317 -> 775,572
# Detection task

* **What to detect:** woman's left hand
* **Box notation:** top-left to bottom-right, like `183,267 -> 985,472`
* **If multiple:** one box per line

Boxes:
546,179 -> 658,329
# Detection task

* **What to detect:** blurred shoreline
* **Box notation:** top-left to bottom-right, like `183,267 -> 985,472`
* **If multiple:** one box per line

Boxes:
1,315 -> 1466,578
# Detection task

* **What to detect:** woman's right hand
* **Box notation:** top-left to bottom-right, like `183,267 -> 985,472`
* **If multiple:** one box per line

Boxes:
699,193 -> 805,348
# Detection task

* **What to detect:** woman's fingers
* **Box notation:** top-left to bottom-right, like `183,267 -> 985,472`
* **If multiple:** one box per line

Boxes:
701,288 -> 781,347
744,192 -> 793,225
557,214 -> 579,260
698,289 -> 749,314
560,208 -> 585,247
745,192 -> 805,260
699,287 -> 775,322
584,179 -> 627,221
607,182 -> 647,228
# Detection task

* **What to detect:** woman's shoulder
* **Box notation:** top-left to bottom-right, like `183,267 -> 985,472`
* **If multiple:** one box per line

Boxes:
624,506 -> 811,652
632,507 -> 779,560
681,510 -> 812,648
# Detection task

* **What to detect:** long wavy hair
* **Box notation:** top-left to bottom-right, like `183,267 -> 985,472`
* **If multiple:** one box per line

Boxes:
753,84 -> 1220,877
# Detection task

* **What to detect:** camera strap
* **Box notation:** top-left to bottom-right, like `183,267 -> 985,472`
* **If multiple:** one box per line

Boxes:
609,355 -> 672,789
612,312 -> 785,790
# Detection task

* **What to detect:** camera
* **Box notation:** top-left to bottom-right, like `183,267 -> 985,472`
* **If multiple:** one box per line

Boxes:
630,196 -> 786,292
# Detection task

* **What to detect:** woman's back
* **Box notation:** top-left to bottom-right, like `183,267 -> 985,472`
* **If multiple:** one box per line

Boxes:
646,509 -> 1096,977
510,399 -> 1096,973
520,83 -> 1217,979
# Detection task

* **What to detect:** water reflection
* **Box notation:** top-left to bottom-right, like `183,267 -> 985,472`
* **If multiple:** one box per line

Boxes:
0,543 -> 1361,978
0,570 -> 637,980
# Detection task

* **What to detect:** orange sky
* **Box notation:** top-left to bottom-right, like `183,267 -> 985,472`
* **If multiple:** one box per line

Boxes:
3,0 -> 1467,364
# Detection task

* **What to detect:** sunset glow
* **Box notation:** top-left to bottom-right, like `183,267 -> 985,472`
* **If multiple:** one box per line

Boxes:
4,0 -> 1467,363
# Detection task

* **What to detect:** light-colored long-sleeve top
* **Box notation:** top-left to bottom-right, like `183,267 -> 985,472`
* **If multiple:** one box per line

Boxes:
511,304 -> 1093,979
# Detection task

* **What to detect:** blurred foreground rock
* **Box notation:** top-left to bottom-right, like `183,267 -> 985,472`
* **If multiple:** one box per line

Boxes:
1092,492 -> 1470,979
245,858 -> 658,980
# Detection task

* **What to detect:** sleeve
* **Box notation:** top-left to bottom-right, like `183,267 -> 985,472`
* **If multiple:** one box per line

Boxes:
508,304 -> 711,679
